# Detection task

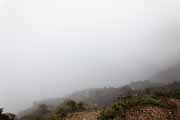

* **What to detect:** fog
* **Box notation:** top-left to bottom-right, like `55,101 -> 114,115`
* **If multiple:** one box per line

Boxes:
0,0 -> 180,113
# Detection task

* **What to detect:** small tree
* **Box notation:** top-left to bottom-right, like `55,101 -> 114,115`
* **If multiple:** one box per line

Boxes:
65,100 -> 77,112
77,102 -> 85,110
38,104 -> 50,115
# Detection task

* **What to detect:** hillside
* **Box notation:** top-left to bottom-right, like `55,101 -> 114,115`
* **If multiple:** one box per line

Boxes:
18,64 -> 180,120
97,82 -> 180,120
18,86 -> 133,118
18,81 -> 180,120
64,111 -> 100,120
20,65 -> 180,113
20,80 -> 161,114
149,64 -> 180,84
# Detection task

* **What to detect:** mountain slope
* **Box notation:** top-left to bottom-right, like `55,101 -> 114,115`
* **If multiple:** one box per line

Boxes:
150,64 -> 180,83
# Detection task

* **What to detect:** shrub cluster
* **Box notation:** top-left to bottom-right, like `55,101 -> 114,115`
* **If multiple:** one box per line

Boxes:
20,100 -> 86,120
55,100 -> 86,118
98,95 -> 176,120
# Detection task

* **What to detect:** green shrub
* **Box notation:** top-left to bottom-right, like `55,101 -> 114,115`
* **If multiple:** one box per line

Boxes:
98,108 -> 115,120
56,100 -> 86,118
98,95 -> 176,120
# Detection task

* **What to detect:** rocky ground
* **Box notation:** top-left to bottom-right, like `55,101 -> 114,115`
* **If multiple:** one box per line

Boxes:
65,111 -> 100,120
126,106 -> 172,120
123,98 -> 180,120
64,99 -> 180,120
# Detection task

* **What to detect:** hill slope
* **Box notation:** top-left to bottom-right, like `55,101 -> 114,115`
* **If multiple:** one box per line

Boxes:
150,64 -> 180,83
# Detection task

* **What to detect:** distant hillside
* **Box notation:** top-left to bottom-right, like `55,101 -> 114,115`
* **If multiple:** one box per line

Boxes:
30,86 -> 134,109
32,81 -> 163,109
149,64 -> 180,84
129,80 -> 163,90
18,85 -> 135,117
98,81 -> 180,120
129,64 -> 180,90
18,81 -> 164,118
19,81 -> 180,120
18,64 -> 180,118
67,85 -> 133,107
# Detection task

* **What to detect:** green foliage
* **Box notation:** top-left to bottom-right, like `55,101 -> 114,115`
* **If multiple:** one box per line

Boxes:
56,100 -> 86,118
20,104 -> 51,120
153,90 -> 180,99
20,100 -> 87,120
98,95 -> 177,120
37,104 -> 50,115
98,108 -> 115,120
143,82 -> 180,99
77,101 -> 85,110
19,81 -> 180,120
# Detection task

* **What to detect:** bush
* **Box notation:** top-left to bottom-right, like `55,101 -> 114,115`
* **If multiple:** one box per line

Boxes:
56,100 -> 86,118
98,108 -> 115,120
98,95 -> 176,120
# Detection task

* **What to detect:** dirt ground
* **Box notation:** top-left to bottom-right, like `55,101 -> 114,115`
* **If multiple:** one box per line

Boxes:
65,111 -> 100,120
64,99 -> 180,120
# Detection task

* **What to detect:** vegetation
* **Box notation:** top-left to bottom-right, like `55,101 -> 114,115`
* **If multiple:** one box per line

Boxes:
20,100 -> 86,120
98,95 -> 178,120
55,100 -> 86,118
18,81 -> 180,120
98,82 -> 180,120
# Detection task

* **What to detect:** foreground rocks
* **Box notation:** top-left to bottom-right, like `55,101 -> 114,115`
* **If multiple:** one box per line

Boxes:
65,111 -> 100,120
126,106 -> 172,120
64,99 -> 180,120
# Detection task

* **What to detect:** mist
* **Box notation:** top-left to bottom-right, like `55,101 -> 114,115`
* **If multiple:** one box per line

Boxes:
0,0 -> 180,113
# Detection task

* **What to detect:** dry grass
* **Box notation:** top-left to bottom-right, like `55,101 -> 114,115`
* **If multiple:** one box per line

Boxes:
64,99 -> 180,120
65,111 -> 100,120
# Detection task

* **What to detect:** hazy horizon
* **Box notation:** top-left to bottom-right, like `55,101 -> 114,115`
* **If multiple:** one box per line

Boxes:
0,0 -> 180,113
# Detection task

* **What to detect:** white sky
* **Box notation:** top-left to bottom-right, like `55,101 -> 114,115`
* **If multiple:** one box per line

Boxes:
0,0 -> 180,113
